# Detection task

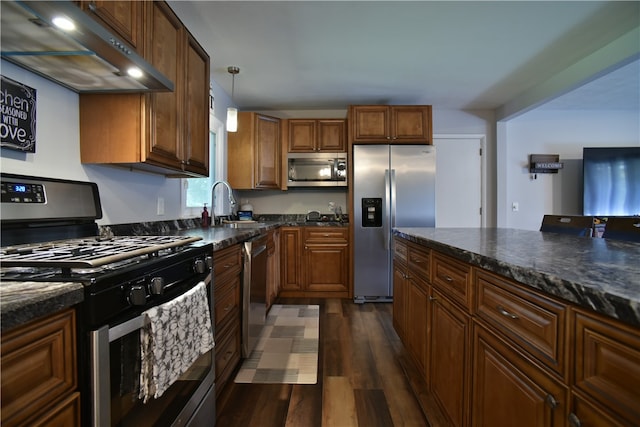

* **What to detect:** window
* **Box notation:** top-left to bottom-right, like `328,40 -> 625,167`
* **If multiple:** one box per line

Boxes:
181,114 -> 226,218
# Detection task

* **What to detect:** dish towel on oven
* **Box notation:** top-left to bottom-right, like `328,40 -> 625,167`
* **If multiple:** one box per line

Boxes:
139,281 -> 214,402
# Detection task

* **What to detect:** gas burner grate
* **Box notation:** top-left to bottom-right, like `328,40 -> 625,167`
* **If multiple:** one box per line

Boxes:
0,235 -> 202,268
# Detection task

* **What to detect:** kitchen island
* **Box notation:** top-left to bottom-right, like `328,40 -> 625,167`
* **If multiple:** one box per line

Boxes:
393,227 -> 640,427
394,227 -> 640,326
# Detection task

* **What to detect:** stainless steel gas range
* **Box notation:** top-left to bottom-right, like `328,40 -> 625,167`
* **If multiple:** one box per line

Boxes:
1,173 -> 216,427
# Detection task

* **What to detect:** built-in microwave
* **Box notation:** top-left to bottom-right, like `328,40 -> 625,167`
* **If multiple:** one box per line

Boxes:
287,153 -> 347,187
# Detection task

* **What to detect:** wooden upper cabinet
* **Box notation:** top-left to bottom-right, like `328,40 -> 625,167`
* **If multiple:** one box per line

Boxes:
228,112 -> 281,190
144,1 -> 183,172
288,119 -> 346,153
349,105 -> 432,144
183,32 -> 210,176
80,1 -> 143,53
79,1 -> 210,178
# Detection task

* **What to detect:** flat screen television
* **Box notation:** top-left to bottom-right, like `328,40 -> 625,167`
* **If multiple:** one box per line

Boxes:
583,147 -> 640,216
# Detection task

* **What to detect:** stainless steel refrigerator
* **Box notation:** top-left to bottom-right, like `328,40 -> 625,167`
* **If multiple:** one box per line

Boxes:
353,145 -> 436,303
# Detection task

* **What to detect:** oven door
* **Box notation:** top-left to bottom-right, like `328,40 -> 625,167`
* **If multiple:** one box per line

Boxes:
89,281 -> 215,427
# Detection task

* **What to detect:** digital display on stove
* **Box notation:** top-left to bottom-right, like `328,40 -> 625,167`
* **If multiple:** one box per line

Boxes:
1,182 -> 46,204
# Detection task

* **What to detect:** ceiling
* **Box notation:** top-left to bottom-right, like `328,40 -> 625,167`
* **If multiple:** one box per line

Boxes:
167,1 -> 639,115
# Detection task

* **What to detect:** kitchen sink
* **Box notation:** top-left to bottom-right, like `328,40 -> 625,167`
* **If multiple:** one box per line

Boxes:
221,221 -> 268,229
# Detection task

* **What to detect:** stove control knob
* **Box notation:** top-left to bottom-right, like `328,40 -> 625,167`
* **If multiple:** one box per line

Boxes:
149,277 -> 165,295
205,255 -> 213,270
194,258 -> 209,274
128,285 -> 147,306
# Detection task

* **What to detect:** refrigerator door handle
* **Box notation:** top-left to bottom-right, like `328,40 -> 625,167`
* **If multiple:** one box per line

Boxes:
390,169 -> 397,229
384,169 -> 391,251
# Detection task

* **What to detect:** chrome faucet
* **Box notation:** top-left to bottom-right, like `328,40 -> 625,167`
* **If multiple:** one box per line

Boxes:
211,180 -> 237,225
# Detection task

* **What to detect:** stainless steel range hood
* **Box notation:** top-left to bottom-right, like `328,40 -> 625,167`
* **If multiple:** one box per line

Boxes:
0,1 -> 174,92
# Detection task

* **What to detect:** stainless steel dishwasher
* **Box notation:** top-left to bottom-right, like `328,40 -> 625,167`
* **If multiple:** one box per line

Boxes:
242,234 -> 268,357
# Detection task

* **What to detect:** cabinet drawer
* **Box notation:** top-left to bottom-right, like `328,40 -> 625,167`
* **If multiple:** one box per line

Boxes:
31,391 -> 80,427
215,324 -> 241,388
431,252 -> 472,310
574,309 -> 640,425
214,274 -> 241,332
475,270 -> 567,377
213,244 -> 242,279
1,309 -> 77,427
407,244 -> 430,281
394,238 -> 408,263
304,227 -> 348,243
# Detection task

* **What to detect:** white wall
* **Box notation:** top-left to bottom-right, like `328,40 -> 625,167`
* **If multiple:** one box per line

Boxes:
499,108 -> 640,230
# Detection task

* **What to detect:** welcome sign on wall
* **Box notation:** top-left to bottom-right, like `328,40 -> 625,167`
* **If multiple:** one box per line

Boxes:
1,75 -> 37,153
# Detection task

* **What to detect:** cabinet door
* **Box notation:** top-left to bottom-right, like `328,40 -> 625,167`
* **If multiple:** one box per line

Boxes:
280,227 -> 302,291
304,243 -> 348,292
183,32 -> 209,176
430,289 -> 470,427
472,325 -> 567,427
350,105 -> 391,142
144,2 -> 183,171
81,1 -> 143,53
288,120 -> 316,152
254,114 -> 281,189
407,278 -> 429,379
390,106 -> 432,143
392,261 -> 408,341
317,119 -> 346,152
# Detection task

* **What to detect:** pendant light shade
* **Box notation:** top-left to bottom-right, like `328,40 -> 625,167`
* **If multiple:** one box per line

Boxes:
226,107 -> 238,132
226,66 -> 240,132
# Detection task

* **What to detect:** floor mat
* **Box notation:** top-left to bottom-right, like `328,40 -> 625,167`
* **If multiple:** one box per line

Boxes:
234,304 -> 319,384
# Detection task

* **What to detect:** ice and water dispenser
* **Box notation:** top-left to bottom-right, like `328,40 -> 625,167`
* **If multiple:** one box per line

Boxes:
361,198 -> 382,227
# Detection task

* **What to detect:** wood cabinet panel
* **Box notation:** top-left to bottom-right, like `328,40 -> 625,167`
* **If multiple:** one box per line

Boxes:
228,112 -> 281,189
407,244 -> 430,283
31,392 -> 81,427
80,1 -> 143,52
280,226 -> 349,297
214,274 -> 241,331
475,269 -> 568,377
1,309 -> 77,427
288,120 -> 316,152
392,260 -> 408,342
212,244 -> 242,278
573,309 -> 640,425
349,105 -> 432,144
280,227 -> 302,291
430,288 -> 471,427
431,252 -> 473,311
317,120 -> 346,152
214,324 -> 241,398
406,278 -> 429,375
569,391 -> 628,427
288,119 -> 346,152
472,325 -> 568,427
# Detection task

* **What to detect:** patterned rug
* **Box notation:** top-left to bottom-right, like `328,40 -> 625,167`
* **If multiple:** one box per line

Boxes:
234,304 -> 319,384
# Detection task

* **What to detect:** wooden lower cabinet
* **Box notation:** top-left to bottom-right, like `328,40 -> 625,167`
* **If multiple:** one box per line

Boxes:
1,308 -> 79,427
266,229 -> 280,310
472,323 -> 568,427
571,308 -> 640,426
280,226 -> 349,298
213,244 -> 242,399
430,288 -> 471,427
392,237 -> 640,427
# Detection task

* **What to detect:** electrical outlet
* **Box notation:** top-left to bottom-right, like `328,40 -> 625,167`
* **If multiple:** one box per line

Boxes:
157,197 -> 165,215
512,202 -> 519,212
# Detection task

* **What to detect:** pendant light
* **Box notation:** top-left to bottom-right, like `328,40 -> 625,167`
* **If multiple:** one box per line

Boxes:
226,66 -> 240,132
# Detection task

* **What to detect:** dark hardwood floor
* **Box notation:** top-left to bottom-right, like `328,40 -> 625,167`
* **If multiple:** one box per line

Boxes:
215,298 -> 432,427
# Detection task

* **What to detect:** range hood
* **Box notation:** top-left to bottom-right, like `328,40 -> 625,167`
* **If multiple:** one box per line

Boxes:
0,1 -> 174,92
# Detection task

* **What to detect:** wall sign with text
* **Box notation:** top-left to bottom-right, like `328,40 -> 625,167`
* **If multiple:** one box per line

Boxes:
1,75 -> 37,153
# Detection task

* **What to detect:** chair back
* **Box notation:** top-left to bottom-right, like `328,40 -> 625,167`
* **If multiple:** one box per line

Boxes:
540,215 -> 594,237
602,217 -> 640,243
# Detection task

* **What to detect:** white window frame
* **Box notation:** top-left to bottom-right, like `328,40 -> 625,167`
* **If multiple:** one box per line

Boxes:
181,113 -> 227,218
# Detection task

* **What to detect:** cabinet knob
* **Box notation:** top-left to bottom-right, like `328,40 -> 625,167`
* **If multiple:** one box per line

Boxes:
428,296 -> 437,302
545,394 -> 558,410
568,413 -> 581,427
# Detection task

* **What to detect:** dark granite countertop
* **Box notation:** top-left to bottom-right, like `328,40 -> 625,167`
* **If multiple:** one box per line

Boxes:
1,281 -> 84,332
1,219 -> 350,332
394,227 -> 640,327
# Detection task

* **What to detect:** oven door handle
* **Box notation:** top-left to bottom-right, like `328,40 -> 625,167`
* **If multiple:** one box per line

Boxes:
109,314 -> 147,342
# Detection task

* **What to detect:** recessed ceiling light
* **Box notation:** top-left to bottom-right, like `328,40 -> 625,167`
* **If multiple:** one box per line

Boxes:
52,16 -> 75,31
127,67 -> 144,79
